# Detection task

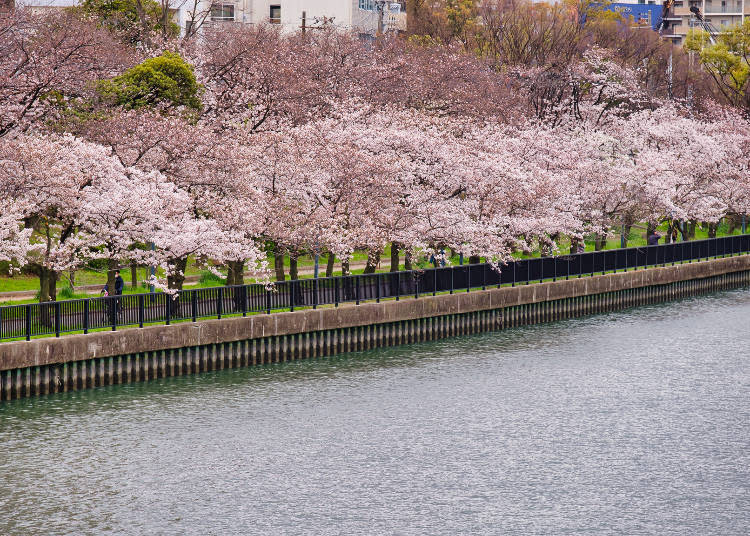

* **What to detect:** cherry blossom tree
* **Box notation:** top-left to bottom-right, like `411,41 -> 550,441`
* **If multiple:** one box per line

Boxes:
0,8 -> 134,137
0,133 -> 126,301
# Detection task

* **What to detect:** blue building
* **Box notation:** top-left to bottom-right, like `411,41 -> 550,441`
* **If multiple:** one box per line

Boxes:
595,3 -> 664,31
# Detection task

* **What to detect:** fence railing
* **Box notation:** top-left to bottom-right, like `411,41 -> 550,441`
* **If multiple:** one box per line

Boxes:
2,234 -> 750,341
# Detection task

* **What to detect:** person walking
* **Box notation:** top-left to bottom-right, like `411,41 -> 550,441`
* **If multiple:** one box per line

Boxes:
114,270 -> 124,315
114,270 -> 124,296
647,231 -> 661,246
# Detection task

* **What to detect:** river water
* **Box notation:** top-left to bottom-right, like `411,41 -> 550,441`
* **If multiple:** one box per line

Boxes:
1,290 -> 749,535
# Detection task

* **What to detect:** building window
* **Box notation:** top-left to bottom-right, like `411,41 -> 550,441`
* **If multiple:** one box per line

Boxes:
721,19 -> 729,25
211,3 -> 235,22
359,0 -> 376,10
269,5 -> 281,23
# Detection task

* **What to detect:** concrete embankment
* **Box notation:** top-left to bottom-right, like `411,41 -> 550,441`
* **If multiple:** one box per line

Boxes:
2,255 -> 749,400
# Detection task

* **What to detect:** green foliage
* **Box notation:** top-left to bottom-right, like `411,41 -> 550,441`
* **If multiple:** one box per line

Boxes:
79,0 -> 179,41
199,271 -> 225,286
685,20 -> 750,111
58,286 -> 76,299
444,0 -> 478,41
98,52 -> 202,110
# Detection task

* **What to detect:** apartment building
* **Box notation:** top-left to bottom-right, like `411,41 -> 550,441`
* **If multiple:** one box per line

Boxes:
662,0 -> 748,44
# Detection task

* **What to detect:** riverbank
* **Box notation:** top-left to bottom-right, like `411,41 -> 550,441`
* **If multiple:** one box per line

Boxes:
1,255 -> 748,401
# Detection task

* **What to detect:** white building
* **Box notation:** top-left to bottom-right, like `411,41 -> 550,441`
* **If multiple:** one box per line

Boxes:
17,0 -> 406,36
200,0 -> 405,34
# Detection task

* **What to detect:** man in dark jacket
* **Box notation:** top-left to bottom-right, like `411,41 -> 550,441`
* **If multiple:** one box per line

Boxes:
647,231 -> 661,246
114,270 -> 124,295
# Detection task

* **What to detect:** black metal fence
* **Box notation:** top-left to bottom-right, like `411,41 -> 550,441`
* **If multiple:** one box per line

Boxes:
2,234 -> 749,341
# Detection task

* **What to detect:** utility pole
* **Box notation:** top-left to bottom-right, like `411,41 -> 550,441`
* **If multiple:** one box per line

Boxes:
301,10 -> 306,35
667,47 -> 673,100
376,0 -> 385,36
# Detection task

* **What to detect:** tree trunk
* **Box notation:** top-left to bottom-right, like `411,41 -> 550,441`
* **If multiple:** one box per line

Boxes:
363,249 -> 380,274
594,234 -> 607,251
707,222 -> 718,238
167,257 -> 188,291
130,263 -> 138,288
69,270 -> 76,290
36,265 -> 57,302
289,254 -> 299,281
468,255 -> 481,264
226,261 -> 235,286
341,259 -> 350,276
404,249 -> 413,271
226,260 -> 244,286
621,220 -> 633,247
107,258 -> 118,295
37,265 -> 58,327
274,251 -> 286,282
49,269 -> 57,301
677,221 -> 688,241
325,253 -> 335,278
390,242 -> 400,272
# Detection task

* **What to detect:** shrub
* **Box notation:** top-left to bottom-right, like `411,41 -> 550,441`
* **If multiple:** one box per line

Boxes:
199,271 -> 225,286
98,52 -> 202,110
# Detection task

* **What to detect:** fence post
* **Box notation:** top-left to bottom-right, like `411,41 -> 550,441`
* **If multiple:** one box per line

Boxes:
54,302 -> 61,337
217,287 -> 223,319
334,278 -> 340,307
356,276 -> 360,305
450,267 -> 454,294
242,286 -> 247,317
111,297 -> 117,331
192,290 -> 198,322
433,269 -> 437,296
511,262 -> 515,287
290,282 -> 295,312
25,304 -> 31,341
83,299 -> 90,334
396,272 -> 400,301
313,279 -> 318,310
138,294 -> 144,328
482,263 -> 486,290
266,288 -> 271,314
376,274 -> 381,303
165,296 -> 171,326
